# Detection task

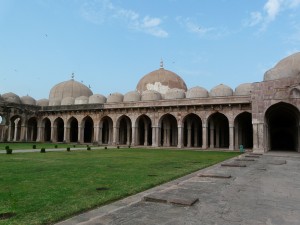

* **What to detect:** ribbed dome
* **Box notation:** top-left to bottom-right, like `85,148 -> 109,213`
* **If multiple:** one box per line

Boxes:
164,88 -> 186,100
124,91 -> 141,102
141,90 -> 162,101
89,94 -> 106,104
136,64 -> 187,95
36,99 -> 49,106
264,52 -> 300,81
107,92 -> 124,103
75,96 -> 89,104
49,79 -> 93,106
2,92 -> 21,104
234,83 -> 252,96
186,86 -> 209,98
210,84 -> 233,97
21,95 -> 36,105
61,97 -> 75,105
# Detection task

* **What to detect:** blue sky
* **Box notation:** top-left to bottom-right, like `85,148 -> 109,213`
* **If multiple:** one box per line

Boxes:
0,0 -> 300,100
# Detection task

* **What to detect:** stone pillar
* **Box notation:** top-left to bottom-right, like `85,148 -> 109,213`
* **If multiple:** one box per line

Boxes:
144,125 -> 148,146
215,126 -> 220,148
7,123 -> 12,141
98,126 -> 103,145
209,127 -> 215,149
252,123 -> 265,153
166,128 -> 171,147
20,123 -> 26,142
78,125 -> 83,143
126,125 -> 131,145
51,126 -> 56,142
202,125 -> 207,149
177,125 -> 183,148
65,126 -> 70,143
187,122 -> 192,148
36,126 -> 42,142
229,125 -> 234,151
13,122 -> 19,141
152,126 -> 159,147
113,126 -> 119,145
234,124 -> 239,150
93,125 -> 99,144
194,126 -> 198,147
132,126 -> 136,146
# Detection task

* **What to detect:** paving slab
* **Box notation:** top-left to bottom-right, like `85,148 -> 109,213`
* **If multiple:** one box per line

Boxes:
55,152 -> 300,225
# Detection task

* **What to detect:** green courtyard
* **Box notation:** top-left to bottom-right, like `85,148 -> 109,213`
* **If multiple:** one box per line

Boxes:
0,147 -> 239,225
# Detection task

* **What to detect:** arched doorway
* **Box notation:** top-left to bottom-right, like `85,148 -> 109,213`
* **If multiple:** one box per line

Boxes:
100,116 -> 113,145
207,112 -> 229,149
160,114 -> 178,147
136,115 -> 152,146
54,118 -> 64,142
118,116 -> 132,145
27,117 -> 38,142
83,116 -> 94,143
42,118 -> 51,142
69,117 -> 78,142
183,113 -> 202,147
234,112 -> 253,149
265,102 -> 299,151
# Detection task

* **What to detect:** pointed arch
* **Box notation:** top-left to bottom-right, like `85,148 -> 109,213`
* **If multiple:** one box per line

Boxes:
136,114 -> 152,146
100,116 -> 113,145
117,115 -> 132,145
265,102 -> 299,151
82,116 -> 94,143
159,114 -> 178,147
207,112 -> 229,149
27,117 -> 38,142
234,112 -> 253,149
182,113 -> 202,147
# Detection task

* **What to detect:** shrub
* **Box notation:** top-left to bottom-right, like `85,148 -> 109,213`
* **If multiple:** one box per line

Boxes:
32,145 -> 36,149
73,145 -> 76,148
87,146 -> 91,151
104,146 -> 107,150
6,149 -> 12,154
40,148 -> 46,153
128,145 -> 131,148
66,147 -> 70,151
55,145 -> 58,148
5,146 -> 9,150
117,146 -> 120,149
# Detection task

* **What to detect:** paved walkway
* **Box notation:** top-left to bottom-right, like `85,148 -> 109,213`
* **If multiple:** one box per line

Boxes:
55,151 -> 300,225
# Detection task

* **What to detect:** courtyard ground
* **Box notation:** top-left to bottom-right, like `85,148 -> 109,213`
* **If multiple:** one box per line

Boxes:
56,151 -> 300,225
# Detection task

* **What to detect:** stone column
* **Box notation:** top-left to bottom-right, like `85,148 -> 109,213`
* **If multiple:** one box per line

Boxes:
177,125 -> 183,148
7,122 -> 12,141
229,125 -> 234,151
209,126 -> 215,149
234,124 -> 239,150
65,126 -> 70,143
98,126 -> 103,145
132,126 -> 136,146
51,126 -> 56,142
13,122 -> 19,141
78,125 -> 83,143
215,126 -> 220,148
93,125 -> 99,144
126,125 -> 131,145
152,126 -> 159,147
20,123 -> 26,142
202,125 -> 207,149
113,126 -> 119,145
166,128 -> 171,147
144,125 -> 148,146
187,122 -> 192,147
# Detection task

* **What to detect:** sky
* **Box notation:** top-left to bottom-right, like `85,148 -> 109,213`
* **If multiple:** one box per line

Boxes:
0,0 -> 300,100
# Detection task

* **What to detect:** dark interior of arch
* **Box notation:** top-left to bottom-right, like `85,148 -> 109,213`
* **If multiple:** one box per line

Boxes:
236,112 -> 253,148
70,119 -> 78,142
56,118 -> 64,142
84,117 -> 93,143
267,103 -> 298,151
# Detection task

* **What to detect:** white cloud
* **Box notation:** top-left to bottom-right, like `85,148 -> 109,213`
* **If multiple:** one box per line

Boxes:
245,0 -> 300,30
80,0 -> 168,38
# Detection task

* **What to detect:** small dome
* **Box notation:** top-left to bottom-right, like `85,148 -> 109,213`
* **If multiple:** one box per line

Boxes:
21,95 -> 36,105
186,86 -> 208,98
49,79 -> 93,106
89,94 -> 106,104
136,64 -> 187,95
124,91 -> 141,102
49,98 -> 61,106
141,90 -> 162,101
2,92 -> 21,104
61,97 -> 75,105
164,88 -> 186,100
107,92 -> 124,103
234,83 -> 252,96
36,99 -> 49,106
264,52 -> 300,81
210,84 -> 233,97
75,96 -> 89,104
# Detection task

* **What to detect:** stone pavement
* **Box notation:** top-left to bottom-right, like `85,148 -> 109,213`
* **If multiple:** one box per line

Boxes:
56,152 -> 300,225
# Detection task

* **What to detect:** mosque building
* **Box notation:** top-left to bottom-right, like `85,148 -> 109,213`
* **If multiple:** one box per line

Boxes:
1,52 -> 300,153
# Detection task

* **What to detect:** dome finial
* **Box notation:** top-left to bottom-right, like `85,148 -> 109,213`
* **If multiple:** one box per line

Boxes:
71,72 -> 75,80
160,58 -> 164,68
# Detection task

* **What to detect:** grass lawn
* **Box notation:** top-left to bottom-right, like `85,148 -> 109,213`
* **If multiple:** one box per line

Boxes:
0,142 -> 87,151
0,149 -> 240,225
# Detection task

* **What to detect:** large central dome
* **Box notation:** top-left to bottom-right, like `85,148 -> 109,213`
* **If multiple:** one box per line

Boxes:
136,62 -> 187,95
49,79 -> 93,106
